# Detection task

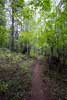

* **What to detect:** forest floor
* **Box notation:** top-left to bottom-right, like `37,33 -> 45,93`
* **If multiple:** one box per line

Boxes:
31,58 -> 44,100
0,50 -> 35,100
31,57 -> 67,100
0,50 -> 67,100
31,57 -> 51,100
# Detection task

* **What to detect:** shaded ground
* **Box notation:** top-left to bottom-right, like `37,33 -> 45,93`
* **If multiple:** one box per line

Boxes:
31,58 -> 44,100
0,50 -> 35,100
0,50 -> 67,100
31,58 -> 51,100
31,57 -> 67,100
42,57 -> 67,100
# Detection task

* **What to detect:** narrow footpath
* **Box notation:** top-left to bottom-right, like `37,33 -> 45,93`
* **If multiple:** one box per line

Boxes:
31,58 -> 51,100
31,58 -> 44,100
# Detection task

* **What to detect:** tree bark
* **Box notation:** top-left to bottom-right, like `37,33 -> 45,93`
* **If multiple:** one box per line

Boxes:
10,1 -> 15,51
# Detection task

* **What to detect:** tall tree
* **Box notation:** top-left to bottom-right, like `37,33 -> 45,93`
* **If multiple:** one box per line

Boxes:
9,0 -> 24,51
10,0 -> 15,51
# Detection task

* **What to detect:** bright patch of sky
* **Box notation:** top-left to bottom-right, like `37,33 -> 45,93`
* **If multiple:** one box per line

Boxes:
61,4 -> 65,12
55,0 -> 60,6
24,0 -> 31,3
25,0 -> 28,2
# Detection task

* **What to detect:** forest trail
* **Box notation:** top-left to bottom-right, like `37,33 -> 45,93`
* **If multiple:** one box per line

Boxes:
31,58 -> 51,100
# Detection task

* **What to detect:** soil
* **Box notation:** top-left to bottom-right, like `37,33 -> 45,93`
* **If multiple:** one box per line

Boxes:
31,58 -> 51,100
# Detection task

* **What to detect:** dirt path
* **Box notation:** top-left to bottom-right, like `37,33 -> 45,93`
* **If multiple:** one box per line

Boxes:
31,58 -> 44,100
31,58 -> 51,100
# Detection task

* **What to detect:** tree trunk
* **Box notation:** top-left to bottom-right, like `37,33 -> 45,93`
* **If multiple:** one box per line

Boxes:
10,1 -> 15,51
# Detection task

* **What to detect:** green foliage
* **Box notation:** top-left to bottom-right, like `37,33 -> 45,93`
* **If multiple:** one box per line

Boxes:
19,32 -> 35,45
0,26 -> 9,47
11,0 -> 24,8
30,0 -> 51,11
0,81 -> 8,92
0,0 -> 67,57
0,0 -> 6,26
23,7 -> 34,19
0,50 -> 34,100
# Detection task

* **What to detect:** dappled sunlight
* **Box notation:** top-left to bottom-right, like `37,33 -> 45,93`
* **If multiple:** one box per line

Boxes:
0,0 -> 67,100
